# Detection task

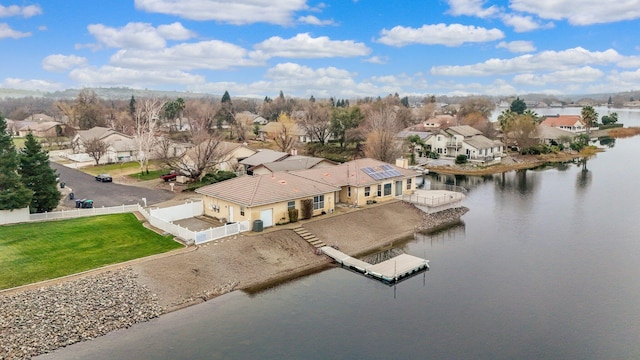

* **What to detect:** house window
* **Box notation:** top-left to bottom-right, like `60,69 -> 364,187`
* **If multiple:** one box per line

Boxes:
288,201 -> 295,210
406,179 -> 412,190
364,186 -> 370,197
313,195 -> 324,210
377,184 -> 382,197
347,187 -> 351,197
240,206 -> 245,216
384,183 -> 392,196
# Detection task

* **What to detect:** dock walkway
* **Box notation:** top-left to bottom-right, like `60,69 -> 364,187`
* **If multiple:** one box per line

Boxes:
321,246 -> 429,284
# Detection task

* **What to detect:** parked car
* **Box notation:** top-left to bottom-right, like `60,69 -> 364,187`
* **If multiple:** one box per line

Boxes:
160,170 -> 178,182
95,173 -> 112,182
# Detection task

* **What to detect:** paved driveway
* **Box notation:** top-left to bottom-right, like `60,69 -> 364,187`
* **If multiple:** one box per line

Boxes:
51,162 -> 176,208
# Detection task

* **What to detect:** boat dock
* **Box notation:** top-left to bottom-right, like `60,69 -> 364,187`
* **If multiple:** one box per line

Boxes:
321,246 -> 429,284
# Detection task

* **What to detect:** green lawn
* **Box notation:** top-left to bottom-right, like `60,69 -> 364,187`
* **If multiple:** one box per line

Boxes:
0,213 -> 183,290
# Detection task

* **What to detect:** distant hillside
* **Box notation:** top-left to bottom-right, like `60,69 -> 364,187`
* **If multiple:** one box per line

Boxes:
0,87 -> 216,101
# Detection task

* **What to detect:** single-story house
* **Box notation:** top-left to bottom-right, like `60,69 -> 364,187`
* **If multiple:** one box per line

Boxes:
71,126 -> 133,153
196,171 -> 340,227
540,115 -> 586,133
249,156 -> 338,175
196,158 -> 418,228
239,149 -> 290,174
257,121 -> 310,143
178,140 -> 256,175
16,121 -> 64,138
536,125 -> 576,145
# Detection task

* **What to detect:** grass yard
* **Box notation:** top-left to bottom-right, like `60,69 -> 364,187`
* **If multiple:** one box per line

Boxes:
0,213 -> 183,290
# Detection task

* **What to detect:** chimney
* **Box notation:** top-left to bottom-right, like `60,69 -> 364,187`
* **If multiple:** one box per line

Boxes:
395,157 -> 409,169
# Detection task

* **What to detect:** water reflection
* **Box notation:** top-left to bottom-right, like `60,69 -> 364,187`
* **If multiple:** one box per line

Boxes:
414,223 -> 466,247
576,158 -> 592,190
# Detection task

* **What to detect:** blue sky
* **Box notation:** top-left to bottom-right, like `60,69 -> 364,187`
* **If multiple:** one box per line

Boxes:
1,0 -> 640,99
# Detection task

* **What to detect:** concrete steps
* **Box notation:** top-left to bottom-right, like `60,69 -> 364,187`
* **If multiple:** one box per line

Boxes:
292,226 -> 326,249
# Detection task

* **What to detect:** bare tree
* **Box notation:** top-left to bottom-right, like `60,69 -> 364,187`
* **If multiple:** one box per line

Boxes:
184,98 -> 220,138
154,136 -> 175,168
299,100 -> 332,144
170,133 -> 227,179
134,98 -> 165,174
55,101 -> 77,127
270,113 -> 298,153
75,89 -> 106,129
363,103 -> 402,162
85,137 -> 107,165
232,112 -> 254,142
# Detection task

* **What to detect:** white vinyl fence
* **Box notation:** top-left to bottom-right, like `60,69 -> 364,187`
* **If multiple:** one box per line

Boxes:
2,200 -> 251,245
194,220 -> 251,245
29,204 -> 141,222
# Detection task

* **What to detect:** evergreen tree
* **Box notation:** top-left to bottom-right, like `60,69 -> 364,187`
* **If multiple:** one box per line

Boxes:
510,97 -> 527,114
0,114 -> 32,210
129,95 -> 136,116
19,132 -> 61,213
221,90 -> 232,104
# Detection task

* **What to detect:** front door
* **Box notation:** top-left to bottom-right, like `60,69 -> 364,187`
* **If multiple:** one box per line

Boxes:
395,180 -> 403,196
229,206 -> 234,222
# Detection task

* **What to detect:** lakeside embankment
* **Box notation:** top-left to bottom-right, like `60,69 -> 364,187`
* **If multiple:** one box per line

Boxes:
1,201 -> 467,360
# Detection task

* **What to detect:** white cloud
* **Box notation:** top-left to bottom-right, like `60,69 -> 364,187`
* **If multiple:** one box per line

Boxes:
378,24 -> 504,47
42,55 -> 89,72
0,23 -> 30,39
0,5 -> 42,18
1,78 -> 63,92
134,0 -> 308,25
254,33 -> 370,58
447,0 -> 500,18
69,66 -> 205,88
157,23 -> 196,40
510,0 -> 640,25
88,22 -> 194,50
109,40 -> 263,71
364,56 -> 388,64
297,15 -> 335,26
431,47 -> 623,76
500,13 -> 553,32
513,67 -> 604,86
496,40 -> 536,53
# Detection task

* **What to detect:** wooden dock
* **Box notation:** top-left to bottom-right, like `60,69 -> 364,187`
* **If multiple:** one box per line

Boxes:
321,246 -> 429,284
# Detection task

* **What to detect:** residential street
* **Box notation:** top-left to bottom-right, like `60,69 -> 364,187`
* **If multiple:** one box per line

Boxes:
50,162 -> 176,208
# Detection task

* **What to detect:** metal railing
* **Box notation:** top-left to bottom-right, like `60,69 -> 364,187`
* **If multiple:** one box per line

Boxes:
428,183 -> 468,194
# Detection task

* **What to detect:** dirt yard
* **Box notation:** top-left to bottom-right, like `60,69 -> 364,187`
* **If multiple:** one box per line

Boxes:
130,201 -> 435,312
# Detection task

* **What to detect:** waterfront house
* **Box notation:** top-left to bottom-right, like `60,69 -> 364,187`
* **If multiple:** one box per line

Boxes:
196,158 -> 418,228
540,115 -> 586,133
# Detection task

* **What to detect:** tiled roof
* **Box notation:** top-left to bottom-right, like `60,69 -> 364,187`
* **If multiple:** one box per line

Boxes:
541,115 -> 584,127
293,158 -> 416,187
195,172 -> 340,207
447,125 -> 482,137
254,156 -> 336,172
240,149 -> 290,166
197,157 -> 416,206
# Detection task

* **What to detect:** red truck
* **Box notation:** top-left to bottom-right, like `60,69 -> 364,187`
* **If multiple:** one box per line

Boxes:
160,170 -> 178,182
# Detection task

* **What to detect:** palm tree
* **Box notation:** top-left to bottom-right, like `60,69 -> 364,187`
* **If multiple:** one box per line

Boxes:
497,109 -> 517,147
580,105 -> 598,135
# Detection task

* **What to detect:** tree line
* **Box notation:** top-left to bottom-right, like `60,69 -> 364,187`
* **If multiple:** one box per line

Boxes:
0,114 -> 60,212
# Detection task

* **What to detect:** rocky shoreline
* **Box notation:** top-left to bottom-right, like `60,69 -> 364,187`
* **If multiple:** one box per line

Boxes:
0,268 -> 161,360
1,202 -> 468,359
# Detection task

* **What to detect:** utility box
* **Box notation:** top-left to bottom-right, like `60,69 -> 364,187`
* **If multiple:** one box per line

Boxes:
253,219 -> 263,232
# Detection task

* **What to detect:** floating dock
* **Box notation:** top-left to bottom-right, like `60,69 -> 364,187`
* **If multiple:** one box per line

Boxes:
321,246 -> 429,284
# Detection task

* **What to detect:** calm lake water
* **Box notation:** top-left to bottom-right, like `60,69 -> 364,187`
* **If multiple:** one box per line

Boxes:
41,114 -> 640,360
